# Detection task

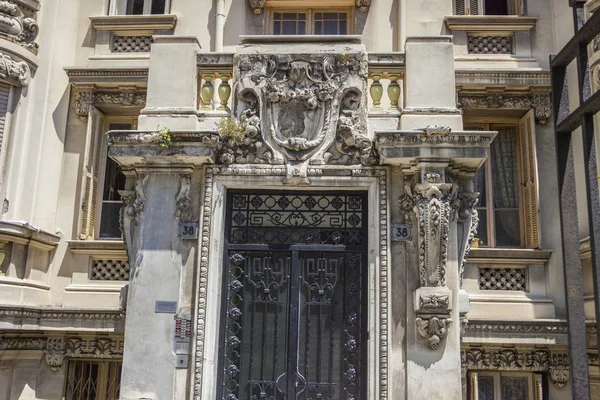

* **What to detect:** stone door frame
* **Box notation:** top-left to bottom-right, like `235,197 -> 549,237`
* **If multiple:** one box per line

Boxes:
192,165 -> 390,400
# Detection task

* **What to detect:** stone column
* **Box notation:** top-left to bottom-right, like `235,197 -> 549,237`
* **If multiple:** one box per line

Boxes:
108,130 -> 218,399
376,35 -> 496,400
400,36 -> 463,131
138,36 -> 201,131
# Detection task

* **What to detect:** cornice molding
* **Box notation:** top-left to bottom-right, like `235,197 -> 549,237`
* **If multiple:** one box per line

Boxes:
65,67 -> 148,85
71,85 -> 147,120
455,70 -> 551,86
0,306 -> 125,322
89,14 -> 177,32
464,319 -> 568,335
445,15 -> 538,31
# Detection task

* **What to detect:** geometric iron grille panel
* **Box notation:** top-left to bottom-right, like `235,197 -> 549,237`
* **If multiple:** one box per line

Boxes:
220,190 -> 368,400
478,267 -> 527,291
111,35 -> 153,52
91,259 -> 130,281
467,35 -> 513,54
229,192 -> 366,246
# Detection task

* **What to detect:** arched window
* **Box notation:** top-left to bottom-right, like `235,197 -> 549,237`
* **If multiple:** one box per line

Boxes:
109,0 -> 170,15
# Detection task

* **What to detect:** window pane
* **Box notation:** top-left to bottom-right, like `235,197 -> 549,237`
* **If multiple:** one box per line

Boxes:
485,0 -> 509,15
490,127 -> 521,246
282,21 -> 298,35
151,0 -> 166,14
127,0 -> 144,15
476,210 -> 489,246
323,21 -> 339,35
495,210 -> 521,247
274,21 -> 281,34
473,163 -> 487,205
99,202 -> 122,238
313,12 -> 347,35
477,375 -> 495,400
500,376 -> 529,399
102,158 -> 125,201
298,21 -> 306,34
339,20 -> 347,34
315,21 -> 322,35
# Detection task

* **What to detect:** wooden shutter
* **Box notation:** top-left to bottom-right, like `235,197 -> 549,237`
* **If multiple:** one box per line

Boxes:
468,372 -> 479,400
79,106 -> 105,239
519,109 -> 541,249
455,0 -> 466,15
468,0 -> 479,15
0,84 -> 10,155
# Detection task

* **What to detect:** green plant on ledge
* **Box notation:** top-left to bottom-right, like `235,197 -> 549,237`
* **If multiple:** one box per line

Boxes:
215,117 -> 244,144
156,125 -> 172,148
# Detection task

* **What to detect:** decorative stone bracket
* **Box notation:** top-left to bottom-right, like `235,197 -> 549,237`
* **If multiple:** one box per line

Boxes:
457,87 -> 551,125
0,50 -> 31,86
71,85 -> 147,121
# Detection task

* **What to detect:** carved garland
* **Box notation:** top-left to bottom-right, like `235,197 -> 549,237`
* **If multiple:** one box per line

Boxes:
458,88 -> 552,125
0,335 -> 124,372
462,346 -> 571,389
72,87 -> 147,121
193,166 -> 389,400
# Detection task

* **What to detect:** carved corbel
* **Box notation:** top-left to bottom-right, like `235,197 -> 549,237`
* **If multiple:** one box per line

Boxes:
404,167 -> 456,349
356,0 -> 371,12
530,88 -> 551,125
72,86 -> 94,121
453,190 -> 479,286
119,173 -> 148,226
0,1 -> 39,48
0,51 -> 31,86
248,0 -> 266,14
549,351 -> 570,388
176,173 -> 192,221
44,338 -> 65,372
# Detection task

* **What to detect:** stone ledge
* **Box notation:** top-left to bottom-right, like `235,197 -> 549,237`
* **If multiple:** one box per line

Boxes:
0,220 -> 60,250
455,69 -> 550,86
89,14 -> 178,32
108,129 -> 220,167
67,240 -> 127,258
444,15 -> 538,31
239,34 -> 362,44
467,248 -> 552,265
64,67 -> 149,84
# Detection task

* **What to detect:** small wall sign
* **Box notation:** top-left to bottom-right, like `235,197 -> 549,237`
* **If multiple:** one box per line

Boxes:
391,223 -> 412,241
155,300 -> 177,313
179,222 -> 199,239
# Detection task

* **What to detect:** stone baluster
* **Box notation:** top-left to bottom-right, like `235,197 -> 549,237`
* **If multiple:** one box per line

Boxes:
217,74 -> 231,111
369,73 -> 383,109
201,74 -> 214,110
387,74 -> 401,111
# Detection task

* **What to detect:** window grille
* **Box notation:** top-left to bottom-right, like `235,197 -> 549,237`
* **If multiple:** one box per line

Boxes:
467,35 -> 513,54
65,360 -> 122,400
91,259 -> 130,281
479,267 -> 527,291
111,36 -> 153,53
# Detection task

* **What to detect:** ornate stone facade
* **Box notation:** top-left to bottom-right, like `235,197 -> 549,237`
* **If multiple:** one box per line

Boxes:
72,87 -> 147,120
0,0 -> 38,51
0,50 -> 31,86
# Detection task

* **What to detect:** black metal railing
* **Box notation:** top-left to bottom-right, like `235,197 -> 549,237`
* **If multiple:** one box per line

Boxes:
550,1 -> 600,398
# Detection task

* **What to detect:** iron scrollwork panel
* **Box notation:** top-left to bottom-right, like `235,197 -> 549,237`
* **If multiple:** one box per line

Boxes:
222,251 -> 291,400
221,191 -> 367,400
298,251 -> 365,400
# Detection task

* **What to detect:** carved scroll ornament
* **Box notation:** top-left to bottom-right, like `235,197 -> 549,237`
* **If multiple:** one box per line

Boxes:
72,87 -> 147,120
0,1 -> 38,49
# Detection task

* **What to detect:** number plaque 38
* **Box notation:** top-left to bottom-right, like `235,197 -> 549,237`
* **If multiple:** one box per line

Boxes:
179,222 -> 199,240
391,223 -> 412,241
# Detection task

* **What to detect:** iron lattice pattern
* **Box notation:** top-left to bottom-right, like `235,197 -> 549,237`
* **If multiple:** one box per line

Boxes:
111,35 -> 152,52
65,360 -> 121,400
91,259 -> 130,281
467,35 -> 513,54
479,267 -> 527,291
229,193 -> 366,246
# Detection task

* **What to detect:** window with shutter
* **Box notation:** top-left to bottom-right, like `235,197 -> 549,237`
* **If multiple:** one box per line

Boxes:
109,0 -> 169,15
468,371 -> 542,400
519,109 -> 541,249
466,115 -> 541,248
0,84 -> 10,156
79,106 -> 106,240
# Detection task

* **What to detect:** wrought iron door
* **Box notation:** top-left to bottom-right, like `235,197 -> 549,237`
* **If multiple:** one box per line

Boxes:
219,191 -> 368,400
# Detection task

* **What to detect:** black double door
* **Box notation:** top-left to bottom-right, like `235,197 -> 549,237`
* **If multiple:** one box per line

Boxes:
219,191 -> 368,400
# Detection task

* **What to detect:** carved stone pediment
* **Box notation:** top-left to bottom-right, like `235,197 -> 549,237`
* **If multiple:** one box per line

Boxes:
222,39 -> 375,183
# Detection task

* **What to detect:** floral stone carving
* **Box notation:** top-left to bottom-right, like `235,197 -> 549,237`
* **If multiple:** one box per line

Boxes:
0,1 -> 38,50
224,43 -> 375,183
0,51 -> 31,86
